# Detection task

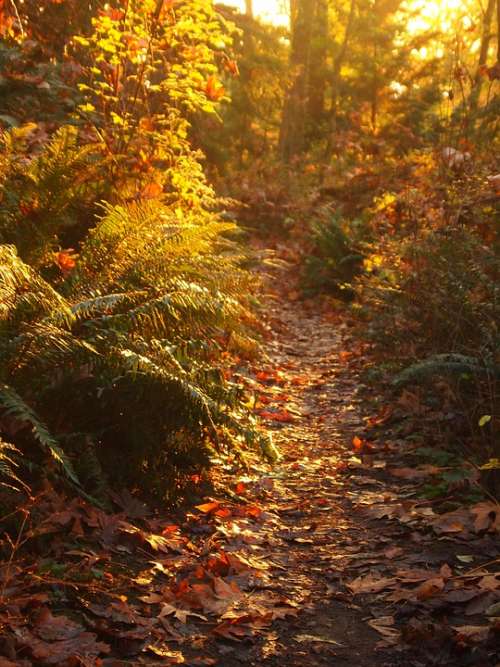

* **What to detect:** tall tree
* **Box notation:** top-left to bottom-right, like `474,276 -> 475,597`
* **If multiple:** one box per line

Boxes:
307,0 -> 329,127
497,0 -> 500,61
279,0 -> 316,161
470,0 -> 496,109
327,0 -> 357,152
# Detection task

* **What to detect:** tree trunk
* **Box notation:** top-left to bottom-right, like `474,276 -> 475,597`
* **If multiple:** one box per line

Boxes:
279,0 -> 316,162
497,0 -> 500,61
245,0 -> 253,18
371,38 -> 378,130
239,0 -> 255,165
243,0 -> 254,52
470,0 -> 495,109
307,0 -> 328,127
326,0 -> 356,157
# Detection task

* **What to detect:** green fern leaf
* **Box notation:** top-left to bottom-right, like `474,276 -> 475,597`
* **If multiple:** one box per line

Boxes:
0,383 -> 79,484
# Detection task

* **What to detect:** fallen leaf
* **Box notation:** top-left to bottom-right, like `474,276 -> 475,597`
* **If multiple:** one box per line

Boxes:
159,603 -> 207,624
471,502 -> 499,533
196,501 -> 221,514
294,634 -> 344,646
415,577 -> 445,601
347,575 -> 397,594
146,645 -> 185,662
33,608 -> 83,641
452,625 -> 491,643
368,616 -> 401,645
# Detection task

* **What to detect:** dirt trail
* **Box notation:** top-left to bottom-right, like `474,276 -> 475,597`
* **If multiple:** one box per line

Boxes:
216,271 -> 392,665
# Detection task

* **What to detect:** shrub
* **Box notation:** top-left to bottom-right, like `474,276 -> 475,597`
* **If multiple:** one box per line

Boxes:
0,198 -> 261,502
302,212 -> 365,299
0,1 -> 266,504
356,187 -> 500,472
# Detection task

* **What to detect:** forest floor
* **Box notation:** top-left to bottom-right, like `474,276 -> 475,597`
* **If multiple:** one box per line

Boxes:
1,248 -> 499,667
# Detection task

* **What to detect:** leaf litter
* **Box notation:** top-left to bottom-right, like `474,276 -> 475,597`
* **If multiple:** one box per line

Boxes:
0,255 -> 499,666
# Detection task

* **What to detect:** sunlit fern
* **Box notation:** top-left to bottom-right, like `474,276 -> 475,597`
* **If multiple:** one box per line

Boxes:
0,126 -> 100,267
0,195 -> 263,499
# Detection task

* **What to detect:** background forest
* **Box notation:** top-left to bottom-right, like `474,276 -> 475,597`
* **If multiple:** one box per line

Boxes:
0,0 -> 499,505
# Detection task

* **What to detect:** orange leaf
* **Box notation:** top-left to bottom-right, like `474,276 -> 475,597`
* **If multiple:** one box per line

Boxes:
55,251 -> 76,274
141,181 -> 163,199
259,410 -> 295,423
195,501 -> 220,514
235,482 -> 246,494
352,436 -> 364,452
415,577 -> 445,601
225,59 -> 239,77
205,75 -> 225,101
290,376 -> 308,386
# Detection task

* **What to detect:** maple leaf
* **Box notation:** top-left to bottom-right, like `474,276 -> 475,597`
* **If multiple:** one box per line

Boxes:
33,608 -> 83,641
159,603 -> 207,624
55,251 -> 76,274
27,631 -> 110,665
212,620 -> 252,641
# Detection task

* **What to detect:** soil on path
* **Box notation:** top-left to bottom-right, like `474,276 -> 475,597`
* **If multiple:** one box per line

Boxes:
217,278 -> 387,666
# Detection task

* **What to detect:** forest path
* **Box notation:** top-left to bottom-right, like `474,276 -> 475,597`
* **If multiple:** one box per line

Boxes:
216,259 -> 397,665
217,255 -> 499,667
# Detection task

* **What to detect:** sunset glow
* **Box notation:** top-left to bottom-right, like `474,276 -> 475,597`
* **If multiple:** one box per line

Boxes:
225,0 -> 289,25
405,0 -> 470,33
226,0 -> 470,34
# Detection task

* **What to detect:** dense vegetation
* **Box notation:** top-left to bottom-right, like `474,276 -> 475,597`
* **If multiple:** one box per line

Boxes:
0,0 -> 270,507
210,0 -> 500,495
0,0 -> 498,504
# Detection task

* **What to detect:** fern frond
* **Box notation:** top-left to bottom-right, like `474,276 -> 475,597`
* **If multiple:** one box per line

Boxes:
118,349 -> 218,439
394,354 -> 500,388
0,245 -> 73,327
0,383 -> 79,484
5,323 -> 99,380
0,437 -> 29,492
0,127 -> 99,265
71,291 -> 147,320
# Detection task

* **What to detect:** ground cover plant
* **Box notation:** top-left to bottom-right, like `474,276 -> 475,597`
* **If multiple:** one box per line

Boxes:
0,0 -> 499,665
0,0 -> 266,505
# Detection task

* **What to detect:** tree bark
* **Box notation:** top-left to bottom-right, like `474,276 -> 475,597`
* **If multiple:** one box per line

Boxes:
245,0 -> 253,18
326,0 -> 356,157
307,0 -> 328,127
279,0 -> 317,162
470,0 -> 495,109
497,0 -> 500,62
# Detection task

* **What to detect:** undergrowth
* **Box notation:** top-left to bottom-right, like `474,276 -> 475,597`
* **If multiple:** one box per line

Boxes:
0,2 -> 267,507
